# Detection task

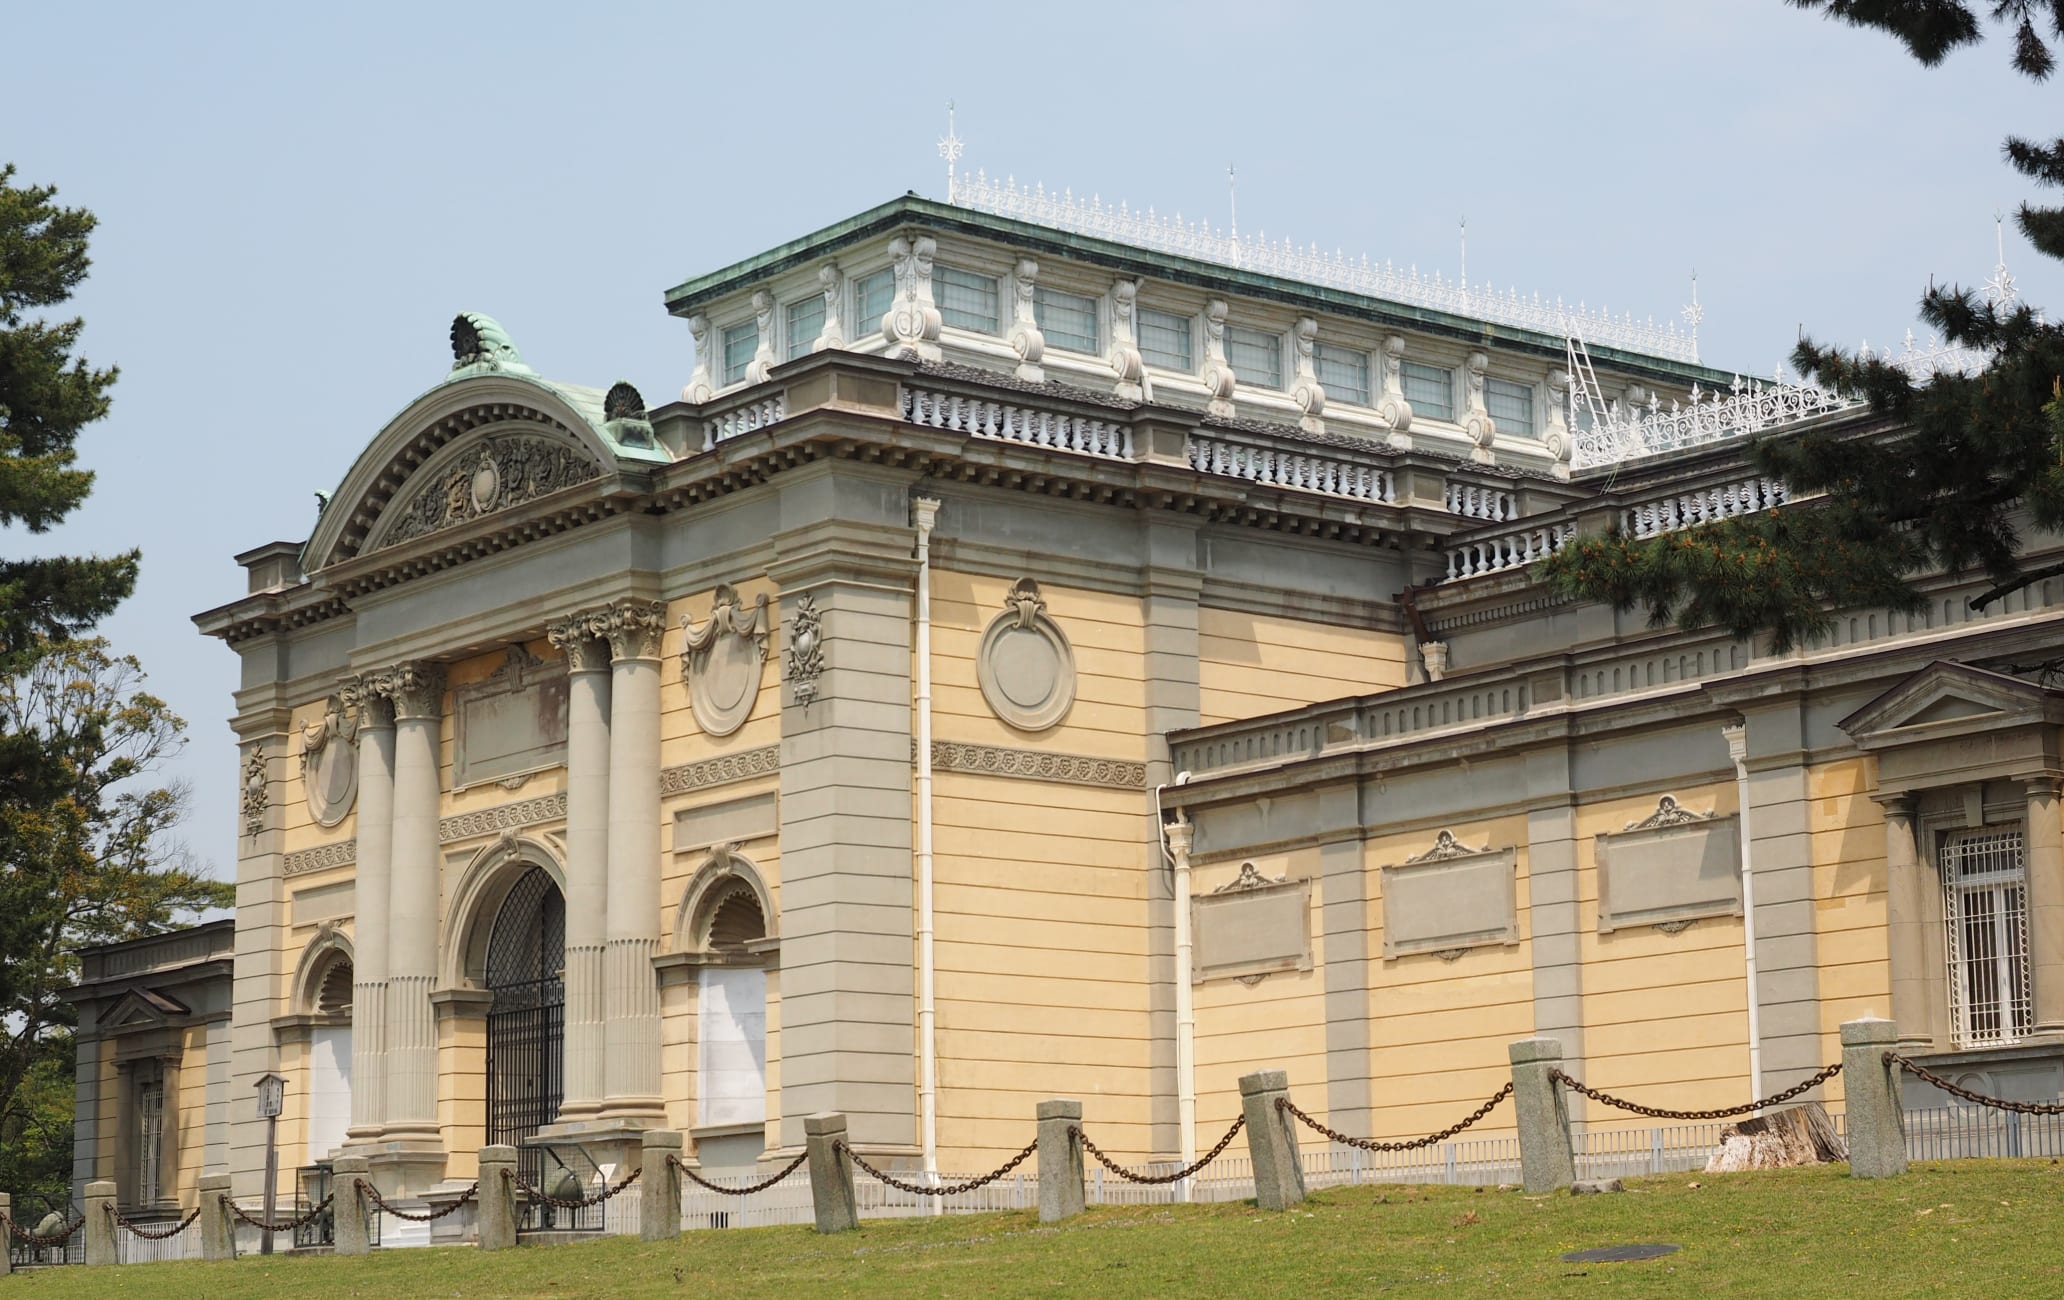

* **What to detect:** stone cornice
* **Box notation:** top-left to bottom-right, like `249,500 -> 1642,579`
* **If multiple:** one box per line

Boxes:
439,792 -> 567,843
927,738 -> 1146,788
284,840 -> 356,876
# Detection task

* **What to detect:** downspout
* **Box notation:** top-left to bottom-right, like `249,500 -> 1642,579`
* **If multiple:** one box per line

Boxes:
1723,722 -> 1764,1105
1158,784 -> 1195,1200
913,495 -> 941,1202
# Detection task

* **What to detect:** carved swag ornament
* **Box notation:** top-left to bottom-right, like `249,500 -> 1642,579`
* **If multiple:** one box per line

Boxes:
681,584 -> 770,737
299,694 -> 360,827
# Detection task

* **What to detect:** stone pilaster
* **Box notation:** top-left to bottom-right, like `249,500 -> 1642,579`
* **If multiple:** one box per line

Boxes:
1317,785 -> 1372,1135
1523,747 -> 1586,1126
547,620 -> 612,1120
601,600 -> 667,1122
769,466 -> 918,1152
2019,773 -> 2064,1037
378,662 -> 448,1192
1739,703 -> 1827,1092
1875,793 -> 1938,1050
343,688 -> 394,1146
227,708 -> 291,1201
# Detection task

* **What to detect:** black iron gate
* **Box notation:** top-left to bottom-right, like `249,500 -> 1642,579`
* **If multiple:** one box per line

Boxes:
484,866 -> 566,1228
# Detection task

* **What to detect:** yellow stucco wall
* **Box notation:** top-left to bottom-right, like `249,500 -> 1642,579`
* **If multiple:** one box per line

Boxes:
1198,608 -> 1406,726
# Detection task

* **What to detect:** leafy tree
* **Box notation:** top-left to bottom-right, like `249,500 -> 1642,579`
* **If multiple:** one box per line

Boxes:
0,641 -> 230,1204
1541,2 -> 2064,649
0,164 -> 136,666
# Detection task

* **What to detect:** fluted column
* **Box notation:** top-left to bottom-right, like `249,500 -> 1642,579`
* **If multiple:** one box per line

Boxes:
383,663 -> 448,1165
2022,774 -> 2064,1037
344,689 -> 395,1143
1874,793 -> 1932,1050
601,601 -> 667,1120
546,617 -> 612,1120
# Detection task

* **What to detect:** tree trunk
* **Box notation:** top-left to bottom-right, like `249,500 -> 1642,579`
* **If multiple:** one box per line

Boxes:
1703,1102 -> 1847,1172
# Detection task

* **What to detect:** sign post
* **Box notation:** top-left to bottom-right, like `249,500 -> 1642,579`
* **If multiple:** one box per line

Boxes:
255,1072 -> 286,1255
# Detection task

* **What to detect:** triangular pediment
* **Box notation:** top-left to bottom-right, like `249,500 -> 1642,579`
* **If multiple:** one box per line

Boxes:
100,988 -> 187,1033
1839,661 -> 2064,748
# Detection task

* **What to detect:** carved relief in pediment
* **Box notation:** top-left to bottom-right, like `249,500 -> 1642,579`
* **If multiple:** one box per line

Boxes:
375,434 -> 602,551
681,584 -> 770,738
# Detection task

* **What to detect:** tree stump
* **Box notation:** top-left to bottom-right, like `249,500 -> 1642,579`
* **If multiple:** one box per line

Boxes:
1703,1102 -> 1847,1172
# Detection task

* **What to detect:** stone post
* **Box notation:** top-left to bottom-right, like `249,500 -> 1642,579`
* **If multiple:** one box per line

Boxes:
641,1130 -> 683,1242
382,663 -> 448,1189
603,601 -> 667,1122
332,1155 -> 371,1256
1841,1017 -> 1907,1178
1036,1099 -> 1085,1223
548,623 -> 612,1121
1237,1070 -> 1305,1212
344,689 -> 394,1146
0,1192 -> 10,1276
804,1113 -> 859,1234
1508,1037 -> 1576,1194
84,1180 -> 115,1266
199,1174 -> 235,1261
475,1145 -> 517,1251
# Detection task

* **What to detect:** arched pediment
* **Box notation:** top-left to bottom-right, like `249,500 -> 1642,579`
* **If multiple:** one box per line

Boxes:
674,844 -> 777,955
302,373 -> 631,574
291,923 -> 356,1017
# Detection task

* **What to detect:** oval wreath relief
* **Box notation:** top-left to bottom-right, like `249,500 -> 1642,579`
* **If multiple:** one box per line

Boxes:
976,578 -> 1076,732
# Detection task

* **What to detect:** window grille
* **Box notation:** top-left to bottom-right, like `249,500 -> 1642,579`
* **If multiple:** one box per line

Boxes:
852,269 -> 894,335
785,296 -> 825,360
1942,825 -> 2031,1047
1485,377 -> 1536,436
1226,326 -> 1283,389
935,266 -> 1000,333
138,1080 -> 164,1203
721,321 -> 758,385
1138,308 -> 1193,371
1402,360 -> 1454,420
1034,285 -> 1099,353
1315,343 -> 1371,406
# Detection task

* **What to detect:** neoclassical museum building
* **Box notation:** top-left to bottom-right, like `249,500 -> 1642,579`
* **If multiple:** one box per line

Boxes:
69,182 -> 2064,1226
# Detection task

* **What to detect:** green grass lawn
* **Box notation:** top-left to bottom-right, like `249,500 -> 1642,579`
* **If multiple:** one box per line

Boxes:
11,1161 -> 2064,1298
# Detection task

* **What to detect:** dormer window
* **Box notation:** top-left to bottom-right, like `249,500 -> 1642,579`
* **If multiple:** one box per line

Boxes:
1402,360 -> 1454,421
785,296 -> 825,360
1138,308 -> 1193,372
853,268 -> 895,334
936,266 -> 1001,334
1226,326 -> 1283,389
1315,344 -> 1371,406
721,321 -> 758,385
1034,286 -> 1099,354
1485,377 -> 1536,437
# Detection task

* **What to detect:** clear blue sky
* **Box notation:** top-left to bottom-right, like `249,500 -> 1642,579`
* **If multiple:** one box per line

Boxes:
9,0 -> 2061,879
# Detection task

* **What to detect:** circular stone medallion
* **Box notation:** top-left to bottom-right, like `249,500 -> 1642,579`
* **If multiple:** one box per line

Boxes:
976,612 -> 1075,732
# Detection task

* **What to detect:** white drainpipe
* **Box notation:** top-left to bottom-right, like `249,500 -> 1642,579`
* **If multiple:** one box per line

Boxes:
1723,722 -> 1764,1105
1160,795 -> 1196,1200
913,495 -> 941,1202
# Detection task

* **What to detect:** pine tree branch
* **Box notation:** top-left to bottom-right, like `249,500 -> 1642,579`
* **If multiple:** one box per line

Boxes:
1969,559 -> 2064,610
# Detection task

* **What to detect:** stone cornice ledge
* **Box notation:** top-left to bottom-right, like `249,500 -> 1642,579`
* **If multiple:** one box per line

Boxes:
284,840 -> 356,876
927,738 -> 1146,788
662,745 -> 781,794
440,793 -> 567,843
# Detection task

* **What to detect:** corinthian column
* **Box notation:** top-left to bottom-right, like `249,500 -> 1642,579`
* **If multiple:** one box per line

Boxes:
381,662 -> 448,1188
546,616 -> 612,1121
343,687 -> 394,1145
601,601 -> 667,1121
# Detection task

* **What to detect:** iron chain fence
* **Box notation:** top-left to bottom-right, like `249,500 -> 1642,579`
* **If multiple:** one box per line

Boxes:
1278,1084 -> 1514,1152
1070,1116 -> 1246,1185
507,1164 -> 639,1211
1887,1053 -> 2064,1114
835,1140 -> 1036,1197
668,1150 -> 808,1196
359,1181 -> 479,1224
108,1205 -> 200,1240
1550,1062 -> 1843,1121
223,1192 -> 334,1234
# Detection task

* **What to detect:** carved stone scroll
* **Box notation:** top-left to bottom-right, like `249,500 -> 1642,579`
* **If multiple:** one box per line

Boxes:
681,584 -> 770,738
1290,316 -> 1325,434
1010,258 -> 1045,383
975,578 -> 1076,732
1461,351 -> 1495,464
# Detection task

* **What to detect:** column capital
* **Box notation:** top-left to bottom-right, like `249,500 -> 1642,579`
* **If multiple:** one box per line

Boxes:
546,613 -> 614,674
2016,771 -> 2064,799
341,677 -> 396,729
1869,790 -> 1919,821
602,599 -> 668,662
345,662 -> 446,721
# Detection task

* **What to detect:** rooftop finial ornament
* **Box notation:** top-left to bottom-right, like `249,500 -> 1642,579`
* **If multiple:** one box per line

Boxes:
1681,272 -> 1703,365
1985,214 -> 2019,309
448,312 -> 535,376
938,101 -> 964,204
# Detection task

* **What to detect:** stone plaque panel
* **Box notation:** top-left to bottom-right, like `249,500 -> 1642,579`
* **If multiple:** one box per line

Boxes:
1192,864 -> 1313,983
1380,835 -> 1519,959
1596,800 -> 1742,933
453,648 -> 569,791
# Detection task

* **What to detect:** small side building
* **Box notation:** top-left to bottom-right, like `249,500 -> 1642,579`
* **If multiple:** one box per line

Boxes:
66,921 -> 234,1221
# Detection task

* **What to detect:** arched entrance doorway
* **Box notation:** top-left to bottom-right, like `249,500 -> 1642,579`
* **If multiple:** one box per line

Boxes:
485,866 -> 565,1189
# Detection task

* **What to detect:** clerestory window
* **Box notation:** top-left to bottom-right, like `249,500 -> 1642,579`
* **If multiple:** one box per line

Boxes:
1138,308 -> 1193,372
935,266 -> 1001,334
1034,285 -> 1099,354
1402,360 -> 1454,420
721,321 -> 758,385
1485,377 -> 1536,437
1315,343 -> 1371,406
785,296 -> 825,360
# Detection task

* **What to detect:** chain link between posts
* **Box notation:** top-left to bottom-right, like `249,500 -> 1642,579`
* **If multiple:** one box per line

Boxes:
1069,1116 -> 1246,1185
1278,1083 -> 1514,1152
667,1150 -> 809,1195
1887,1052 -> 2064,1114
2,1211 -> 86,1246
358,1180 -> 478,1223
108,1204 -> 201,1239
505,1164 -> 640,1211
222,1191 -> 334,1233
1549,1061 -> 1843,1120
834,1140 -> 1037,1196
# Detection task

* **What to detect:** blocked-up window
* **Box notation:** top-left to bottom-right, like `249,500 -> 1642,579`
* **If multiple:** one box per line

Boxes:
1943,825 -> 2030,1047
699,966 -> 768,1126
